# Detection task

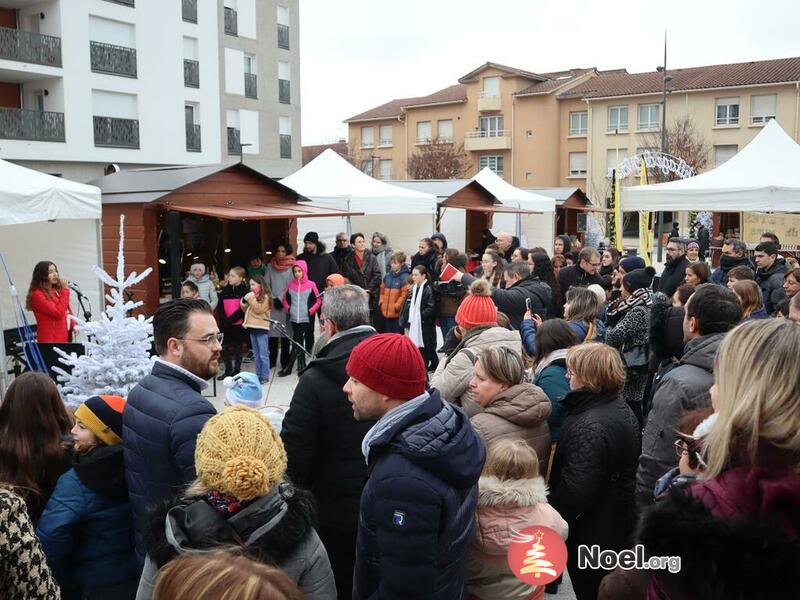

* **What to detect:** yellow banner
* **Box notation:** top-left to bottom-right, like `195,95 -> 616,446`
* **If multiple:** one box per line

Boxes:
614,175 -> 623,250
638,158 -> 651,266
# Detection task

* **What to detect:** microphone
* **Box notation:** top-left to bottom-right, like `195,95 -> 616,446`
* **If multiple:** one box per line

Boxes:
67,281 -> 88,299
266,318 -> 284,326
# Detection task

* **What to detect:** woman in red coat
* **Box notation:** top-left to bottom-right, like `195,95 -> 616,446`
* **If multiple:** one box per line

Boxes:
26,261 -> 73,343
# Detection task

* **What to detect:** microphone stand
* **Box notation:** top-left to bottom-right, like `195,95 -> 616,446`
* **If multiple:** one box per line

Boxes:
269,320 -> 312,358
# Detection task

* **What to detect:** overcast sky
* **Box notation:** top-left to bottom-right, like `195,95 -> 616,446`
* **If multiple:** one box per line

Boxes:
298,0 -> 800,145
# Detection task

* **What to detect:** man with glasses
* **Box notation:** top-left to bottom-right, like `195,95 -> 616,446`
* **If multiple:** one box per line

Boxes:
122,298 -> 219,565
556,247 -> 604,301
658,237 -> 690,298
330,230 -> 354,272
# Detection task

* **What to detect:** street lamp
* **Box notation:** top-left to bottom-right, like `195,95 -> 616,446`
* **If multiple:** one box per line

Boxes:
655,57 -> 673,261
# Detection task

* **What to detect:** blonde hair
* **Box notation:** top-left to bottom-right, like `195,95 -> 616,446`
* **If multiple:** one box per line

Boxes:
154,551 -> 302,600
703,320 -> 800,479
229,266 -> 247,280
567,342 -> 626,393
482,439 -> 539,480
731,279 -> 762,318
477,346 -> 524,388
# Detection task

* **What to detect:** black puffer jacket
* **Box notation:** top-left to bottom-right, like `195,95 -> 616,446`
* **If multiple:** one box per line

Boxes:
756,259 -> 788,314
461,272 -> 551,330
281,326 -> 376,533
557,263 -> 604,294
342,249 -> 382,296
549,390 -> 640,554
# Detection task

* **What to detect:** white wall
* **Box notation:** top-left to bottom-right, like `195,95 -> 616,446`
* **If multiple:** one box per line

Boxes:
240,109 -> 259,153
224,48 -> 244,95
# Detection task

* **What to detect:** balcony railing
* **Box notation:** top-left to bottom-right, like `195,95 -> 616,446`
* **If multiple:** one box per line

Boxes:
278,78 -> 290,104
186,123 -> 201,152
182,0 -> 198,23
224,7 -> 238,36
277,24 -> 290,49
244,73 -> 257,99
0,26 -> 62,67
280,134 -> 291,159
184,59 -> 199,88
0,108 -> 65,142
227,127 -> 240,154
464,130 -> 512,152
93,116 -> 140,148
466,129 -> 510,138
90,41 -> 137,78
103,0 -> 134,6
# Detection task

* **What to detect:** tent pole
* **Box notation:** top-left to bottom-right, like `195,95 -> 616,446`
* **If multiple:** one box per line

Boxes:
168,211 -> 182,299
0,298 -> 7,398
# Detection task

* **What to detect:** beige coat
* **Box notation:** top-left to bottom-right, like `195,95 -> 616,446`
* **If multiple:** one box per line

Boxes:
466,476 -> 568,600
430,326 -> 522,410
241,292 -> 271,331
470,383 -> 552,475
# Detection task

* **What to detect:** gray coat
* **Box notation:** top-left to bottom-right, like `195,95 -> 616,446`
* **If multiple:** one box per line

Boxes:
266,264 -> 294,338
636,333 -> 724,506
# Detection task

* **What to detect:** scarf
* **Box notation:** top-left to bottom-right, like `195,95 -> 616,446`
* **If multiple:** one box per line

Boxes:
203,490 -> 243,516
408,281 -> 426,348
607,287 -> 652,318
361,391 -> 434,462
534,348 -> 569,376
355,251 -> 364,268
269,254 -> 296,273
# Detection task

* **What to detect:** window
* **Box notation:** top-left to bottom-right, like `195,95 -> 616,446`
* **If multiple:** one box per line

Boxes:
379,159 -> 392,180
278,61 -> 290,104
416,121 -> 431,144
751,94 -> 776,124
569,152 -> 587,176
478,155 -> 504,177
437,119 -> 453,142
637,104 -> 660,130
714,145 -> 738,167
361,160 -> 373,176
479,115 -> 504,137
378,125 -> 392,147
361,126 -> 374,148
606,148 -> 628,177
569,111 -> 587,135
277,5 -> 289,49
715,97 -> 739,126
279,115 -> 291,159
482,76 -> 500,97
607,106 -> 628,132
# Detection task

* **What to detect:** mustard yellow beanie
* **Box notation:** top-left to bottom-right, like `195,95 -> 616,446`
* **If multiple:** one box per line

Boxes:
194,406 -> 287,500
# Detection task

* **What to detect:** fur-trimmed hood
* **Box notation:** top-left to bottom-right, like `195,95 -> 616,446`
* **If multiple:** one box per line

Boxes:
478,476 -> 548,507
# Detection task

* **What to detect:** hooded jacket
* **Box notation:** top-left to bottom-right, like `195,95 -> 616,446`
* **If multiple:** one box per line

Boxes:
379,265 -> 411,319
461,272 -> 552,330
469,383 -> 552,475
298,241 -> 340,293
36,445 -> 138,593
283,260 -> 322,324
186,273 -> 218,309
466,476 -> 567,600
755,258 -> 788,314
353,390 -> 485,600
636,333 -> 724,506
138,484 -> 335,600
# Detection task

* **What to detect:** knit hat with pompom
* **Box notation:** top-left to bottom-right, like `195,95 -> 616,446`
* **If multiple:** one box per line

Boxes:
194,406 -> 287,500
455,278 -> 498,330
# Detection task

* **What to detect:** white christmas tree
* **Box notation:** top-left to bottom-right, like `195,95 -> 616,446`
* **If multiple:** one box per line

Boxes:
53,214 -> 154,407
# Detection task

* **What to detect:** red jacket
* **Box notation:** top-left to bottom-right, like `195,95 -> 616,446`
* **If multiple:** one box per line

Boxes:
30,287 -> 73,343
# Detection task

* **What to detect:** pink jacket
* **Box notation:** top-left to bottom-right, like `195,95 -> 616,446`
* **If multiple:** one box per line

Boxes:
282,259 -> 322,323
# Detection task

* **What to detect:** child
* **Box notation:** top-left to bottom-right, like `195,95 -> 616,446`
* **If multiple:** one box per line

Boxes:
36,395 -> 138,600
218,266 -> 249,379
180,280 -> 199,299
223,372 -> 285,433
186,263 -> 218,309
241,274 -> 272,383
401,265 -> 437,371
278,260 -> 321,376
379,251 -> 410,334
465,439 -> 568,600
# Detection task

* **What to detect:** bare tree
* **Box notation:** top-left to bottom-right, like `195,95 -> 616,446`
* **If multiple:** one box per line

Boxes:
639,115 -> 711,182
407,139 -> 471,179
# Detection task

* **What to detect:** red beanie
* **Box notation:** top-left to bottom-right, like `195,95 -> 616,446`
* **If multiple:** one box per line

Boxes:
346,334 -> 426,400
455,279 -> 497,330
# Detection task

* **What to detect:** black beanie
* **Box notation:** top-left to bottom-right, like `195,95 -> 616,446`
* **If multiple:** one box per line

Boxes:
623,266 -> 656,292
303,232 -> 320,244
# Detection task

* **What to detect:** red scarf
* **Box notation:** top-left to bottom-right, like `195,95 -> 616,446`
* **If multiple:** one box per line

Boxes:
355,251 -> 364,268
270,254 -> 296,272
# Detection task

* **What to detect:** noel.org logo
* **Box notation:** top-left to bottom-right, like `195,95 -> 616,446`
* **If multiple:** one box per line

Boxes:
506,526 -> 568,586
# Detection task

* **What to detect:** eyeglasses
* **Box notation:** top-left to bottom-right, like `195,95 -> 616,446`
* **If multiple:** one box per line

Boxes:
179,332 -> 224,347
588,262 -> 601,267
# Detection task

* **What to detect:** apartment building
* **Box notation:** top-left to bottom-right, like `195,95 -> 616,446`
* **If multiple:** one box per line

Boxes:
0,0 -> 299,183
344,62 -> 597,188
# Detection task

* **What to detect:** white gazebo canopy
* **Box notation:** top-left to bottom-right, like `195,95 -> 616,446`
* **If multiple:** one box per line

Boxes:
623,119 -> 800,212
472,167 -> 556,213
280,149 -> 437,213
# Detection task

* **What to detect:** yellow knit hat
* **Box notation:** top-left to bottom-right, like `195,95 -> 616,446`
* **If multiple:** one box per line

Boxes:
194,406 -> 287,501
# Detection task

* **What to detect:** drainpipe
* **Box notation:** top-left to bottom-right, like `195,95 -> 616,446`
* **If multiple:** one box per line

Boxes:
511,95 -> 515,184
795,82 -> 799,142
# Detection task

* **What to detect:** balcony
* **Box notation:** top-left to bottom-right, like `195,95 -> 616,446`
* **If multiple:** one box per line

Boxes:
0,26 -> 62,68
182,0 -> 198,23
0,108 -> 64,142
280,134 -> 291,159
478,92 -> 501,112
185,123 -> 201,152
278,78 -> 290,104
90,41 -> 137,78
277,24 -> 289,49
93,115 -> 139,148
464,130 -> 512,151
244,73 -> 257,99
224,7 -> 238,36
227,127 -> 240,154
183,59 -> 199,88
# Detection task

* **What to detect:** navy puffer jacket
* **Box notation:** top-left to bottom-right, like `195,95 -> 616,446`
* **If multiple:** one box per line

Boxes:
353,389 -> 485,600
122,361 -> 216,562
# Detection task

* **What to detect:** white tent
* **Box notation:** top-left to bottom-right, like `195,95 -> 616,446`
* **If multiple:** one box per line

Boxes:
623,120 -> 800,211
281,149 -> 438,253
0,160 -> 103,395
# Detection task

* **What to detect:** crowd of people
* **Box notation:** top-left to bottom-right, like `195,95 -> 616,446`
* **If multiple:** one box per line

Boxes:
2,225 -> 799,600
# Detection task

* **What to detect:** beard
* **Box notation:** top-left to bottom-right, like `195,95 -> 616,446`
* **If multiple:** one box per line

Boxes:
181,346 -> 220,380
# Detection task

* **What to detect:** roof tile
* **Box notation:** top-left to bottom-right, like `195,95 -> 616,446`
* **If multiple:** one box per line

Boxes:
345,84 -> 467,122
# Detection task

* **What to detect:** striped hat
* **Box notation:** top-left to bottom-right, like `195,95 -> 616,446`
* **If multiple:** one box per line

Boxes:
74,395 -> 126,446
